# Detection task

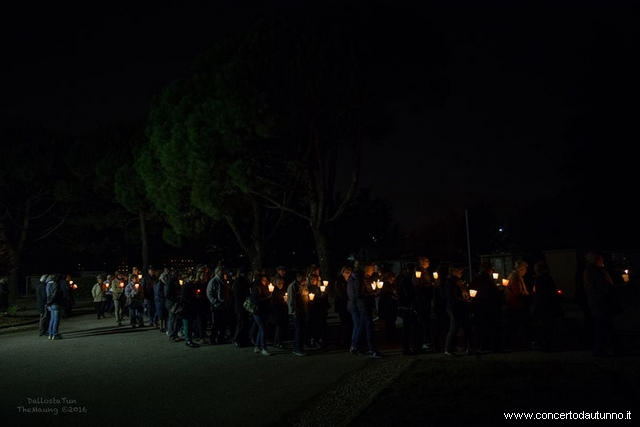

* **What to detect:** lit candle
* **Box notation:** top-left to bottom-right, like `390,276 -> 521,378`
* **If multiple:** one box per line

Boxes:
371,282 -> 377,291
415,271 -> 422,279
179,280 -> 183,286
502,279 -> 509,287
622,274 -> 629,283
492,272 -> 499,280
268,283 -> 274,292
376,280 -> 383,289
284,292 -> 288,302
134,283 -> 139,289
309,293 -> 315,301
138,274 -> 142,280
469,289 -> 477,298
433,272 -> 439,280
323,280 -> 328,287
119,282 -> 124,288
320,285 -> 326,293
197,288 -> 201,294
73,284 -> 78,290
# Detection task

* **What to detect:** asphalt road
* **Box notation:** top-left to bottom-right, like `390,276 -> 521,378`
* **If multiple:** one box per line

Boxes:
2,288 -> 639,426
0,304 -> 393,427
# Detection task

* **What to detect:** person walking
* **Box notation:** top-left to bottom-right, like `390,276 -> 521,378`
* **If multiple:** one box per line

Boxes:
125,274 -> 145,328
531,261 -> 564,352
414,256 -> 436,351
377,271 -> 399,344
180,276 -> 200,348
155,272 -> 168,333
91,275 -> 107,319
331,266 -> 354,348
251,273 -> 273,356
103,275 -> 114,316
45,274 -> 64,340
287,271 -> 310,356
140,266 -> 158,328
36,274 -> 50,337
583,251 -> 621,357
505,260 -> 534,350
110,272 -> 126,326
165,269 -> 182,342
270,275 -> 289,349
307,273 -> 330,348
444,264 -> 474,356
59,274 -> 72,319
432,263 -> 451,353
397,263 -> 420,355
348,260 -> 383,358
470,263 -> 504,353
207,266 -> 232,345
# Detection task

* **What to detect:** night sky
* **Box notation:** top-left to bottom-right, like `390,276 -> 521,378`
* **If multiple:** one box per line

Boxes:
3,2 -> 638,242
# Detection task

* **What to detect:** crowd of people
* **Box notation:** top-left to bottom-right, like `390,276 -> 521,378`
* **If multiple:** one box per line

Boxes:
34,250 -> 625,358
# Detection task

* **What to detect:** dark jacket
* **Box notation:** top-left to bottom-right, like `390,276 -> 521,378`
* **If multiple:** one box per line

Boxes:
444,274 -> 470,314
332,274 -> 349,314
531,272 -> 563,319
36,280 -> 48,312
583,263 -> 615,317
233,275 -> 251,314
287,280 -> 309,316
164,276 -> 181,308
154,279 -> 166,306
46,279 -> 63,306
308,283 -> 330,318
433,279 -> 447,316
269,285 -> 288,324
397,272 -> 416,309
58,277 -> 72,307
141,274 -> 157,301
470,272 -> 502,315
250,282 -> 272,317
347,269 -> 376,311
377,277 -> 398,319
413,267 -> 434,313
179,280 -> 199,320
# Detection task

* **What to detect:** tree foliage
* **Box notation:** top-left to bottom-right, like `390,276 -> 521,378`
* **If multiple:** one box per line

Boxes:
139,16 -> 390,274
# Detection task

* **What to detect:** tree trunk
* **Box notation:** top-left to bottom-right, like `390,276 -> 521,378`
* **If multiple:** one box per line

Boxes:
8,261 -> 21,301
311,224 -> 334,284
225,214 -> 265,271
6,204 -> 31,300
